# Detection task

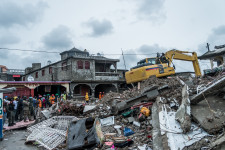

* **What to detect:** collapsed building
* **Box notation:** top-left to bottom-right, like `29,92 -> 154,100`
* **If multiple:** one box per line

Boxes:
3,72 -> 224,150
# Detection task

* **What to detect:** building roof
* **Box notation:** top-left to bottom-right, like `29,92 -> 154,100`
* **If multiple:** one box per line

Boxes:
0,81 -> 70,84
60,47 -> 88,55
198,45 -> 225,60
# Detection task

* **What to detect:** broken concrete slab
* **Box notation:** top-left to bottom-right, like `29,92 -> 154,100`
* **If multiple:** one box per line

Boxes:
41,109 -> 52,119
175,85 -> 191,133
210,134 -> 225,149
158,103 -> 209,150
128,117 -> 135,123
83,105 -> 97,113
152,101 -> 164,150
141,85 -> 158,95
111,86 -> 158,115
191,96 -> 225,134
100,116 -> 114,126
191,76 -> 225,104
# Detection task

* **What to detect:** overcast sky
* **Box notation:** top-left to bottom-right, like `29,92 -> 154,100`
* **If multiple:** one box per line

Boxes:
1,0 -> 225,72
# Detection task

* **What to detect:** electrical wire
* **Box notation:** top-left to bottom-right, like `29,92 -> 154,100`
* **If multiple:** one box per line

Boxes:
0,47 -> 158,56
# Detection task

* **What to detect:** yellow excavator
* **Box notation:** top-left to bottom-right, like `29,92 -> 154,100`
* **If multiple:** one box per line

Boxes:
125,50 -> 201,84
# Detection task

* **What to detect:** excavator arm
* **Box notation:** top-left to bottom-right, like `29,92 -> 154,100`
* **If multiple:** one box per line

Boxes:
165,50 -> 202,77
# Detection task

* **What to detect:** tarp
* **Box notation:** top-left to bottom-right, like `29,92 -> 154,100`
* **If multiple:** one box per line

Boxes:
0,87 -> 16,93
67,118 -> 104,150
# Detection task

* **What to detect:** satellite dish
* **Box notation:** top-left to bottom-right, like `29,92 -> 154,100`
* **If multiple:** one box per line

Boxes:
47,60 -> 51,65
27,75 -> 34,82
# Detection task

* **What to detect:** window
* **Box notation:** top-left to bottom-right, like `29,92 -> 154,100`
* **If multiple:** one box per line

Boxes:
77,60 -> 83,69
85,61 -> 90,69
62,62 -> 67,70
49,67 -> 52,74
42,69 -> 45,76
35,72 -> 38,78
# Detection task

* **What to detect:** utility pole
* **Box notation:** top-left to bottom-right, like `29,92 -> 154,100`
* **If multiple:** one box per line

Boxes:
121,49 -> 127,70
206,43 -> 210,52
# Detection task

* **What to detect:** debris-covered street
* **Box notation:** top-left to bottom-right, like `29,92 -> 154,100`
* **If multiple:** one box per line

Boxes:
1,1 -> 225,149
2,73 -> 225,149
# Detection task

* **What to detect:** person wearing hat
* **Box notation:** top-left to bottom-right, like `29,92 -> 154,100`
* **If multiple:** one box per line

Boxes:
50,94 -> 55,105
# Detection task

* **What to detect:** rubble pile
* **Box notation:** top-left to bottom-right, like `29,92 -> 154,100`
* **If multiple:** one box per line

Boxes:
21,74 -> 225,150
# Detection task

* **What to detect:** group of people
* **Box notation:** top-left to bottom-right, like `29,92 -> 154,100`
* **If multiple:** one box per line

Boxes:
2,93 -> 67,127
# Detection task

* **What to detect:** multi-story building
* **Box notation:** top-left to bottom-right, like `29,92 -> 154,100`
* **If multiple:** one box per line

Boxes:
0,65 -> 25,81
23,47 -> 126,98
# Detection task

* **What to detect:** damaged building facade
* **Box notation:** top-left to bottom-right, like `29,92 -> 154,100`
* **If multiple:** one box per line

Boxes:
23,47 -> 126,98
198,44 -> 225,68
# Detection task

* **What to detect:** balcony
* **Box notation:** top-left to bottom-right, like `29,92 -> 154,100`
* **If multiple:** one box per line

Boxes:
95,72 -> 119,80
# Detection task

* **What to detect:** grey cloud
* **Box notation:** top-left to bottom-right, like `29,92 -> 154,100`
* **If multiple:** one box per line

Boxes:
118,49 -> 139,70
138,44 -> 165,54
0,49 -> 10,60
0,33 -> 20,46
0,1 -> 48,28
1,50 -> 60,69
212,25 -> 225,36
42,25 -> 73,50
136,0 -> 166,22
84,19 -> 113,37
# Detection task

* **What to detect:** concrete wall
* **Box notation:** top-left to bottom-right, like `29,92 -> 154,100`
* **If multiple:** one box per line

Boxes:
24,58 -> 95,81
24,58 -> 123,82
32,63 -> 41,70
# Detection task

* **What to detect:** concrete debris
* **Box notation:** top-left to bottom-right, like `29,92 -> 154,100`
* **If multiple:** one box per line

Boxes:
100,116 -> 114,126
175,84 -> 191,133
191,96 -> 225,134
158,103 -> 209,150
191,75 -> 225,104
5,74 -> 225,149
83,105 -> 97,113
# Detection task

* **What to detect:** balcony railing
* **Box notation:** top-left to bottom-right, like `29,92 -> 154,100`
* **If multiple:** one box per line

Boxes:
95,72 -> 119,76
7,69 -> 25,75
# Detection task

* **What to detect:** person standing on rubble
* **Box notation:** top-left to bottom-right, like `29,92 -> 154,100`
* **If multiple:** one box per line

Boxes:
33,96 -> 38,116
8,98 -> 15,126
99,92 -> 102,100
23,98 -> 31,122
38,96 -> 42,110
46,94 -> 50,107
17,97 -> 24,121
50,94 -> 55,105
85,92 -> 89,103
28,97 -> 35,120
63,92 -> 66,101
13,97 -> 18,121
42,95 -> 46,108
3,100 -> 8,127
